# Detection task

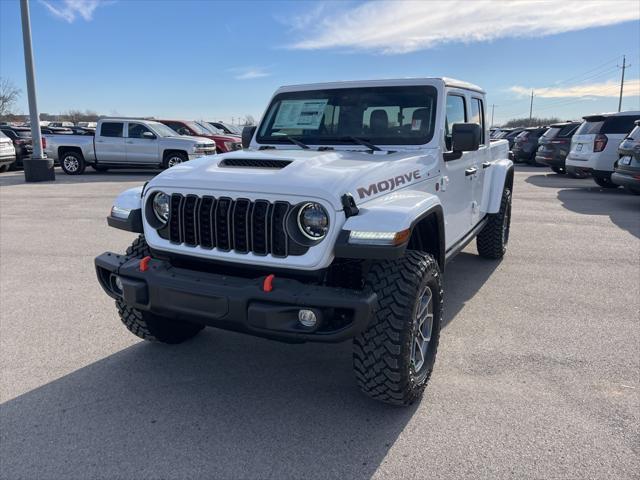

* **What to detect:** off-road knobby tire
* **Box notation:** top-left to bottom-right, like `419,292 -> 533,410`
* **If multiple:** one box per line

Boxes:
593,174 -> 619,189
353,251 -> 443,406
115,235 -> 204,344
477,187 -> 512,259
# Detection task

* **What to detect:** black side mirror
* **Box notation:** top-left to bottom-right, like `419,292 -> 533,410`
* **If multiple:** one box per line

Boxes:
241,126 -> 256,149
444,123 -> 481,161
142,131 -> 156,139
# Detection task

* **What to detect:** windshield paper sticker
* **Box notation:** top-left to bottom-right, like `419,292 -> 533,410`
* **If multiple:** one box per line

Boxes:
273,99 -> 328,130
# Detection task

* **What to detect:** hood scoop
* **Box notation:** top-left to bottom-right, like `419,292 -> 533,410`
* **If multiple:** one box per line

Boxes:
218,158 -> 292,169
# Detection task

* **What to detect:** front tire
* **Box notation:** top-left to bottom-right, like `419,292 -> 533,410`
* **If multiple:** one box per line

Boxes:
60,151 -> 86,175
353,251 -> 443,406
477,187 -> 512,259
163,151 -> 187,169
116,235 -> 204,344
593,173 -> 619,189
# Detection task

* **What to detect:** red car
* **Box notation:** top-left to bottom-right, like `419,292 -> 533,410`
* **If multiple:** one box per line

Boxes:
156,119 -> 242,153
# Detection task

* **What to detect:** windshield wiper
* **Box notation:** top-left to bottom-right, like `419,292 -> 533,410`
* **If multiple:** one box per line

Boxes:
281,135 -> 310,150
324,136 -> 381,152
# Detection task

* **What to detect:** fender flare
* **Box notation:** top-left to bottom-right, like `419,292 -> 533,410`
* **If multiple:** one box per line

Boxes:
485,159 -> 514,214
335,190 -> 445,267
106,186 -> 144,233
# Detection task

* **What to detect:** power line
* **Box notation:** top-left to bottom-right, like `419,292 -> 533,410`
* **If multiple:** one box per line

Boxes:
618,55 -> 630,112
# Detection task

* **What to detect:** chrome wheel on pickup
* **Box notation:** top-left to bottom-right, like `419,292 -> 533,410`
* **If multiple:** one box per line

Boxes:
163,152 -> 187,169
60,151 -> 86,175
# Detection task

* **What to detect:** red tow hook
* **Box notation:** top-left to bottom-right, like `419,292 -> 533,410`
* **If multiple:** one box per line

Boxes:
263,274 -> 275,292
139,256 -> 152,272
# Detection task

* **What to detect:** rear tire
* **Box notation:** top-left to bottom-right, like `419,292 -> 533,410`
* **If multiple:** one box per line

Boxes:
566,166 -> 589,179
0,164 -> 8,173
551,167 -> 565,174
116,235 -> 204,344
353,251 -> 443,406
593,173 -> 619,189
60,151 -> 86,175
477,187 -> 512,259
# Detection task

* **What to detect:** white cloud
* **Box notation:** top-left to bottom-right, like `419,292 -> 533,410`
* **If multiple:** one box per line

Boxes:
510,79 -> 640,98
230,67 -> 271,80
285,0 -> 639,54
39,0 -> 106,23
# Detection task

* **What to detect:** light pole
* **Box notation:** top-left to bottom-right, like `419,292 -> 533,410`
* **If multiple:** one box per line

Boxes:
20,0 -> 55,182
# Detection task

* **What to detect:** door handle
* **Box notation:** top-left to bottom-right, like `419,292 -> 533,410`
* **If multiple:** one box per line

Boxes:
482,161 -> 491,169
465,167 -> 477,176
125,141 -> 134,144
96,140 -> 104,143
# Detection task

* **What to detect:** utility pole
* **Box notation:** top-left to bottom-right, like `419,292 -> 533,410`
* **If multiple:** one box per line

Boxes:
20,0 -> 54,182
529,90 -> 534,125
490,104 -> 497,127
618,55 -> 629,112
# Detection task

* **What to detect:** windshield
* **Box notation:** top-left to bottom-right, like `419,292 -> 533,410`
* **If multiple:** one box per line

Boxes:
542,127 -> 561,139
196,121 -> 225,135
575,120 -> 604,136
626,125 -> 640,140
185,121 -> 212,136
148,122 -> 181,137
257,86 -> 438,146
219,123 -> 242,135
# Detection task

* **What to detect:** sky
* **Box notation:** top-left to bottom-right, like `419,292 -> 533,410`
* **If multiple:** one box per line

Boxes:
0,0 -> 639,126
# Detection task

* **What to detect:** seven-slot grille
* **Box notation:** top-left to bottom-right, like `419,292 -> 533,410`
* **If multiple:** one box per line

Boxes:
167,193 -> 294,257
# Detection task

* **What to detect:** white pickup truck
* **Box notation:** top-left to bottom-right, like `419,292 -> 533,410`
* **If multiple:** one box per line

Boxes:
95,78 -> 513,406
45,118 -> 217,174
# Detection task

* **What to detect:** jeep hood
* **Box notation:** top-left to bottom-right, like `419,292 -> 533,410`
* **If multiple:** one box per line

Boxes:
148,148 -> 439,210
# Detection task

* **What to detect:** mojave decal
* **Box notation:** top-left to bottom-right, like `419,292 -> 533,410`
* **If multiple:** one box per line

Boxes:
356,170 -> 422,199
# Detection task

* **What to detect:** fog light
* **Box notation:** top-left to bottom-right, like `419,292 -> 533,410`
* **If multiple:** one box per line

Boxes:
298,309 -> 317,327
110,274 -> 123,295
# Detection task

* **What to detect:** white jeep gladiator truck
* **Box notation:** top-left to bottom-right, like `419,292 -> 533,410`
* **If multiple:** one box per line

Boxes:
45,118 -> 217,175
95,78 -> 513,406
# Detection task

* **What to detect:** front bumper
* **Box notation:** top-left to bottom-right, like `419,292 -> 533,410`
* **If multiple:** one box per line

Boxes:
188,150 -> 216,160
95,252 -> 376,343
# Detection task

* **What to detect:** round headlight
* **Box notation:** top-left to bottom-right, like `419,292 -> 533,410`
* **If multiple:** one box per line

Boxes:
297,202 -> 329,240
152,192 -> 170,223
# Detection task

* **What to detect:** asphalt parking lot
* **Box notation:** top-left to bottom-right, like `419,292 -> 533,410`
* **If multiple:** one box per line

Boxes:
0,166 -> 638,480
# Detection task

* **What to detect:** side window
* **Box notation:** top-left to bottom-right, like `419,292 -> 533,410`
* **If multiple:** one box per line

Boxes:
470,98 -> 485,144
100,122 -> 123,138
163,122 -> 185,134
602,116 -> 640,135
128,123 -> 153,139
445,94 -> 466,150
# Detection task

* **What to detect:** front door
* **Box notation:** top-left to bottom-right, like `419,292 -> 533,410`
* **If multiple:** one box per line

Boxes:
439,93 -> 475,249
95,122 -> 126,162
125,122 -> 159,164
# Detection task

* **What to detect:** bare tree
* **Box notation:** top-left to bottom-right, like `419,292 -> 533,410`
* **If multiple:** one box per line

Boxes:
242,115 -> 256,126
0,78 -> 21,116
64,109 -> 84,124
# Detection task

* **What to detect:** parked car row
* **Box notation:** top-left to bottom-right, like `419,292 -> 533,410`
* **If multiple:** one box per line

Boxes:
0,117 -> 243,174
491,110 -> 640,193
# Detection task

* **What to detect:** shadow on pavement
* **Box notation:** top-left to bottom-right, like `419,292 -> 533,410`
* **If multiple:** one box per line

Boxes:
526,173 -> 640,239
0,250 -> 499,479
0,169 -> 157,187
